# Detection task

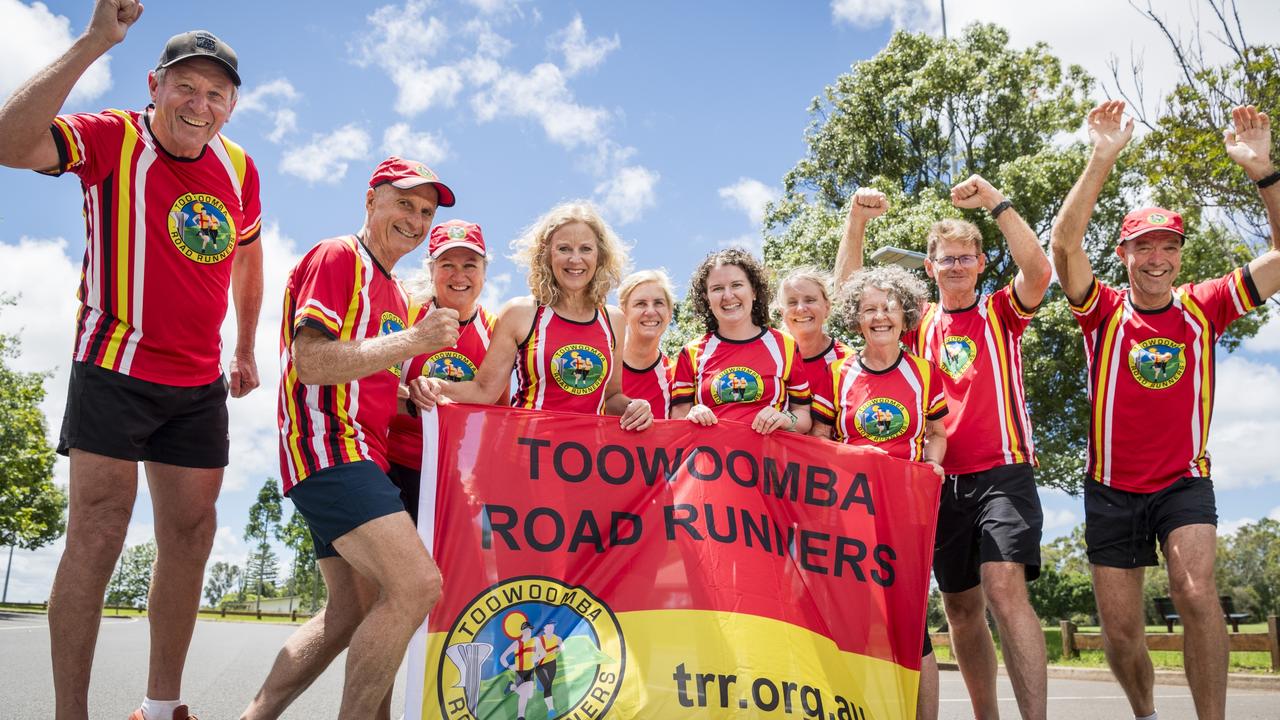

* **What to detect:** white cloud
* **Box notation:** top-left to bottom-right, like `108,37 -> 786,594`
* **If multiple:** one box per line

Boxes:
472,62 -> 610,149
235,79 -> 300,144
1244,311 -> 1280,353
718,177 -> 781,227
1042,508 -> 1079,531
1206,355 -> 1280,489
595,165 -> 659,226
0,0 -> 112,105
463,0 -> 515,15
280,124 -> 371,184
479,272 -> 512,312
718,233 -> 764,257
554,14 -> 620,76
382,122 -> 450,165
1218,516 -> 1256,537
831,0 -> 937,30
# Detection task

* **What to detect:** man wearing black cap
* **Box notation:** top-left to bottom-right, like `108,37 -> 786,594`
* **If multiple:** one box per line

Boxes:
1052,101 -> 1280,720
0,2 -> 262,719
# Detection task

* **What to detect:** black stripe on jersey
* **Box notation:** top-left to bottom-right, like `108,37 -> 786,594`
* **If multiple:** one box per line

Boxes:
517,305 -> 545,349
317,385 -> 345,464
289,372 -> 320,477
85,173 -> 115,364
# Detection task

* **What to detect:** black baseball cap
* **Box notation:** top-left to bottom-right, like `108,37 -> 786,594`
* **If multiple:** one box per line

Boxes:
156,30 -> 240,86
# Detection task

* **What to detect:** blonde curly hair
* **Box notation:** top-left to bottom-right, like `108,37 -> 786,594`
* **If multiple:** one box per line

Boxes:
511,201 -> 629,308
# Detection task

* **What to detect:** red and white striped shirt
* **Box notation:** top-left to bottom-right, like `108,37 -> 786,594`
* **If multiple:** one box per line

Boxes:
623,354 -> 675,420
811,351 -> 948,461
671,328 -> 811,423
512,305 -> 616,414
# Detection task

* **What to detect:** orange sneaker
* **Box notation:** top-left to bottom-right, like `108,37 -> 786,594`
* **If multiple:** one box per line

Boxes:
126,706 -> 197,720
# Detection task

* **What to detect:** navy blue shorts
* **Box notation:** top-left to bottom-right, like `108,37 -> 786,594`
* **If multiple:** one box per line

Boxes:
1085,476 -> 1216,569
58,361 -> 229,468
286,460 -> 407,559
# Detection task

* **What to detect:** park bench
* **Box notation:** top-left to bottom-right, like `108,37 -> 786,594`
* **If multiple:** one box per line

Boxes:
1153,595 -> 1252,632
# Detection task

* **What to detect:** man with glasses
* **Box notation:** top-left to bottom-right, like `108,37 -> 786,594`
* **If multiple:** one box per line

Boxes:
836,174 -> 1052,720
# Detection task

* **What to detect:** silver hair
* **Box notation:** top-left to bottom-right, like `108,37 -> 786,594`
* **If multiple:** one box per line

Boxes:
836,265 -> 929,336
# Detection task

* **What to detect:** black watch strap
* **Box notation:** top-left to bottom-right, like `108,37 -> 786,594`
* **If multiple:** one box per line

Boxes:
1257,170 -> 1280,189
990,199 -> 1014,218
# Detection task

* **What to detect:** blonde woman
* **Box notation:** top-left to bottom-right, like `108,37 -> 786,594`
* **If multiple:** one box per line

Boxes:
776,266 -> 855,398
619,270 -> 676,419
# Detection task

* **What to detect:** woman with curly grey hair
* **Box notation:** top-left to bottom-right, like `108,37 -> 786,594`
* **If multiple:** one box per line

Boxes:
670,248 -> 812,435
415,201 -> 653,430
809,264 -> 947,720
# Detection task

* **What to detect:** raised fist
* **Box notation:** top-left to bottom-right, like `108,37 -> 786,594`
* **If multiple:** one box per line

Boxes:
848,187 -> 889,222
86,0 -> 144,49
414,307 -> 460,352
950,174 -> 1004,211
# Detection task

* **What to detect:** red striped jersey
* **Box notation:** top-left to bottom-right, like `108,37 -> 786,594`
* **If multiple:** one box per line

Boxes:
45,108 -> 262,386
623,354 -> 675,420
512,305 -> 615,414
1070,268 -> 1262,493
811,352 -> 948,462
386,302 -> 497,469
277,236 -> 414,494
671,328 -> 811,423
907,284 -> 1036,474
801,338 -> 855,397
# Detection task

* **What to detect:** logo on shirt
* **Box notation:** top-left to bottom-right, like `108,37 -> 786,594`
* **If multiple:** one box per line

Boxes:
437,576 -> 623,720
854,398 -> 910,442
424,351 -> 477,382
551,344 -> 608,395
1128,338 -> 1186,389
380,312 -> 406,377
940,335 -> 977,379
710,366 -> 764,405
167,193 -> 236,264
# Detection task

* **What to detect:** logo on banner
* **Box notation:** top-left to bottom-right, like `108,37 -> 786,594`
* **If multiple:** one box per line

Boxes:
710,366 -> 763,404
551,344 -> 608,395
1128,338 -> 1186,389
438,576 -> 624,719
940,335 -> 977,378
167,193 -> 236,264
855,398 -> 909,442
424,350 -> 477,382
380,312 -> 406,377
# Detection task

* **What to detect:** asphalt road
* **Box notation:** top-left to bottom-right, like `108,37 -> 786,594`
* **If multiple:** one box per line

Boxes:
1,611 -> 1276,718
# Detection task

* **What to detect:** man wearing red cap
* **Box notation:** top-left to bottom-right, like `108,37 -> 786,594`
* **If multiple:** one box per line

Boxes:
245,157 -> 461,719
1052,101 -> 1280,720
0,2 -> 262,718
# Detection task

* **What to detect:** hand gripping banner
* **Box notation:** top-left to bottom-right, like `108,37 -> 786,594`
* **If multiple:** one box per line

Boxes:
405,403 -> 940,720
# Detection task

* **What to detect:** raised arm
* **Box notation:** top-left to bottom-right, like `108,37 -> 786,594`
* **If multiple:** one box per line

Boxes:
1225,105 -> 1280,299
834,188 -> 888,287
1051,101 -> 1134,305
0,0 -> 142,170
293,307 -> 459,386
951,174 -> 1052,308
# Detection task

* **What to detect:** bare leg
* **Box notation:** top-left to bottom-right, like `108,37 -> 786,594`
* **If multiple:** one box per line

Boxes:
1165,524 -> 1227,720
1091,564 -> 1154,717
982,562 -> 1046,720
942,586 -> 1000,719
916,652 -> 939,720
240,558 -> 379,719
331,511 -> 442,718
144,462 -> 222,701
48,450 -> 138,720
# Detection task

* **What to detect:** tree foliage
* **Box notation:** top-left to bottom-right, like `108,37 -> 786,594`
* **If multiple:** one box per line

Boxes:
203,560 -> 242,608
244,479 -> 284,609
279,509 -> 324,610
105,539 -> 157,609
0,297 -> 66,551
1217,518 -> 1280,620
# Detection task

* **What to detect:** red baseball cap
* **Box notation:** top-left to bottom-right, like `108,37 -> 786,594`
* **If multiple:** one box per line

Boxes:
428,219 -> 486,258
368,156 -> 456,207
1119,207 -> 1184,244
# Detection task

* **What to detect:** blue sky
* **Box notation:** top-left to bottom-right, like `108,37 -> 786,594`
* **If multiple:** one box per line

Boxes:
1,0 -> 1278,602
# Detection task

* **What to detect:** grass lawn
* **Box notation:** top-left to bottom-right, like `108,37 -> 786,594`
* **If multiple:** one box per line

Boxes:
932,623 -> 1275,673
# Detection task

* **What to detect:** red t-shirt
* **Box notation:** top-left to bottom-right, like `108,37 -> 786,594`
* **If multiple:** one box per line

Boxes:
907,284 -> 1037,474
45,108 -> 262,385
512,305 -> 616,414
1070,268 -> 1262,493
811,352 -> 948,462
671,328 -> 811,423
278,236 -> 414,494
623,354 -> 676,420
386,303 -> 497,470
801,338 -> 855,397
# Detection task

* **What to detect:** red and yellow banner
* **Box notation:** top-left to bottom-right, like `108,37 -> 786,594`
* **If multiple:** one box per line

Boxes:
405,403 -> 940,720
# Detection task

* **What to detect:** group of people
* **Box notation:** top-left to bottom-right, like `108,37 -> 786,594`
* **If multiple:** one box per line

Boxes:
1,2 -> 1278,719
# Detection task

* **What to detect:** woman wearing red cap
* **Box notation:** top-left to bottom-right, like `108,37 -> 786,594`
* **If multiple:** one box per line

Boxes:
413,201 -> 652,429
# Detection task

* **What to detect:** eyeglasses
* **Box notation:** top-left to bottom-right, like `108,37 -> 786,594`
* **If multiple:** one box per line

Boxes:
932,254 -> 981,268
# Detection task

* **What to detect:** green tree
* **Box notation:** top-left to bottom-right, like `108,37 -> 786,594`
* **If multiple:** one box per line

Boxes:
0,298 -> 67,565
243,545 -> 280,601
203,561 -> 242,608
244,478 -> 283,613
756,21 -> 1274,492
105,539 -> 157,609
1218,518 -> 1280,620
1028,525 -> 1096,623
279,509 -> 324,611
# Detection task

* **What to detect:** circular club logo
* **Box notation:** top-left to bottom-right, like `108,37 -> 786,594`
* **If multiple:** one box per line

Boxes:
424,350 -> 477,382
709,366 -> 764,405
380,312 -> 406,377
940,335 -> 977,379
438,577 -> 624,720
167,193 -> 236,264
1128,338 -> 1186,389
551,344 -> 608,395
855,398 -> 910,442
